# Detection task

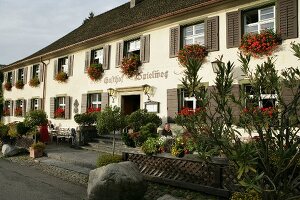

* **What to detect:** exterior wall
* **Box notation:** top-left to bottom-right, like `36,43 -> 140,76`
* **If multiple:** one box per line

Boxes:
2,0 -> 300,128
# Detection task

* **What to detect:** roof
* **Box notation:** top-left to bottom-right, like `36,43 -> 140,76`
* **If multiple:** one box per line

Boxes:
9,0 -> 224,67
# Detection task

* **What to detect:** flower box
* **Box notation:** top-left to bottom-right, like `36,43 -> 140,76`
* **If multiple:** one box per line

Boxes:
87,64 -> 104,81
15,80 -> 24,89
54,108 -> 65,118
87,107 -> 101,113
29,77 -> 40,87
55,71 -> 68,83
178,44 -> 208,66
4,82 -> 12,91
121,54 -> 141,78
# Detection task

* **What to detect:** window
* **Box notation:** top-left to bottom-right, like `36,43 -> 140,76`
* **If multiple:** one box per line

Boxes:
7,72 -> 13,83
31,98 -> 39,111
183,23 -> 205,46
91,49 -> 104,65
125,38 -> 140,57
244,6 -> 275,34
88,93 -> 101,110
3,101 -> 11,116
58,57 -> 69,74
32,64 -> 40,78
17,68 -> 24,81
57,97 -> 66,110
244,84 -> 277,108
15,100 -> 23,117
178,87 -> 206,111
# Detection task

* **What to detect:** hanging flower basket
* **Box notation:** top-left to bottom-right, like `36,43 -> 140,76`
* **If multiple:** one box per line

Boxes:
54,108 -> 65,118
4,82 -> 12,91
178,44 -> 208,66
15,80 -> 24,89
87,63 -> 104,81
55,72 -> 68,83
15,107 -> 22,117
121,54 -> 141,78
239,29 -> 281,58
29,77 -> 40,87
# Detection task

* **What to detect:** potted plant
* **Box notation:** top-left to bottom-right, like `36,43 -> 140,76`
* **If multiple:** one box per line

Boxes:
171,136 -> 185,158
178,44 -> 208,66
15,80 -> 24,89
29,141 -> 45,158
55,71 -> 68,82
142,137 -> 159,156
121,54 -> 141,78
239,29 -> 281,58
29,76 -> 40,87
4,82 -> 12,91
54,107 -> 65,118
87,63 -> 104,81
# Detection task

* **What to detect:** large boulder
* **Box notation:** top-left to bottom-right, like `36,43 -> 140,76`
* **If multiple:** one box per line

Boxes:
2,144 -> 20,157
87,161 -> 147,200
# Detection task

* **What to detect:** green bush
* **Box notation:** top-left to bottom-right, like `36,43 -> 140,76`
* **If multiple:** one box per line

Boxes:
31,141 -> 46,151
96,154 -> 122,167
24,110 -> 48,128
16,122 -> 30,136
0,123 -> 9,139
8,123 -> 19,138
125,109 -> 162,132
142,137 -> 158,155
139,123 -> 158,145
74,113 -> 97,126
122,132 -> 136,147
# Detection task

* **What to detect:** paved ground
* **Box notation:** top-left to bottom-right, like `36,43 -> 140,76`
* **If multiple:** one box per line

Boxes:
0,158 -> 86,200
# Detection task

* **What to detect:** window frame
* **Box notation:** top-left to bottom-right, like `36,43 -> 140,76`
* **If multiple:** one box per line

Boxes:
124,38 -> 141,57
88,93 -> 101,109
31,98 -> 39,111
32,64 -> 40,78
7,72 -> 13,83
17,68 -> 24,82
182,22 -> 205,46
243,84 -> 277,108
91,48 -> 104,65
58,56 -> 69,74
57,97 -> 66,110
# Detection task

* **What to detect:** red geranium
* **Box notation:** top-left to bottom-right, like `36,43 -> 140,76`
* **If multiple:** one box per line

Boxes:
87,107 -> 101,113
87,64 -> 103,81
15,107 -> 22,117
239,29 -> 281,58
54,107 -> 65,118
55,71 -> 68,83
3,108 -> 10,116
178,44 -> 208,66
121,54 -> 141,78
178,107 -> 205,116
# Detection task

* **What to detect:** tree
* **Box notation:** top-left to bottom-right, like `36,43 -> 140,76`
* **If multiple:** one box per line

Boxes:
24,110 -> 48,143
96,106 -> 125,155
83,12 -> 95,24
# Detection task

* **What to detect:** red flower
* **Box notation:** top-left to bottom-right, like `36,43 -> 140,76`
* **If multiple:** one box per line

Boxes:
54,108 -> 65,118
87,64 -> 103,81
87,107 -> 101,113
178,44 -> 208,66
121,54 -> 141,78
3,108 -> 10,116
15,107 -> 22,117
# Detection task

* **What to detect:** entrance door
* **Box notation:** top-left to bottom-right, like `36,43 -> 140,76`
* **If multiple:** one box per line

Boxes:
121,95 -> 140,115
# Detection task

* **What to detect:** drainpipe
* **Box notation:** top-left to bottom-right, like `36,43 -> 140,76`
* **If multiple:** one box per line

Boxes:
40,57 -> 50,111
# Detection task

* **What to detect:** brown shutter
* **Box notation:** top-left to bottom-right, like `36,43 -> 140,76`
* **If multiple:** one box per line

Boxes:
226,11 -> 241,48
85,51 -> 91,73
167,89 -> 179,123
39,64 -> 44,82
116,42 -> 124,67
169,26 -> 180,58
140,34 -> 150,63
65,96 -> 71,119
101,93 -> 109,109
205,16 -> 219,52
68,55 -> 74,76
103,45 -> 111,70
9,100 -> 13,116
24,67 -> 28,84
4,72 -> 7,84
38,98 -> 43,110
29,66 -> 33,80
277,0 -> 298,40
27,99 -> 32,112
50,97 -> 55,118
81,94 -> 88,113
12,70 -> 15,86
53,59 -> 58,79
22,99 -> 26,117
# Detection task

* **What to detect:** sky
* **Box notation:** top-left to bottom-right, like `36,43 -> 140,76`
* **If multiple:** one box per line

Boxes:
0,0 -> 128,65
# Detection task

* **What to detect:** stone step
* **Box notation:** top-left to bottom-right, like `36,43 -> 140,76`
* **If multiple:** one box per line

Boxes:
84,142 -> 142,155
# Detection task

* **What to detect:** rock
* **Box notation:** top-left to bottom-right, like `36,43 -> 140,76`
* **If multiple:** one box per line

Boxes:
157,194 -> 183,200
87,161 -> 147,200
2,144 -> 20,157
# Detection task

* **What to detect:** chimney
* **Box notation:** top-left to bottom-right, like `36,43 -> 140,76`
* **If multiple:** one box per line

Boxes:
130,0 -> 143,8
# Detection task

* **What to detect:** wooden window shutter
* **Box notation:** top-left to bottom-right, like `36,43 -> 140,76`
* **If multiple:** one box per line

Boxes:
277,0 -> 298,40
65,96 -> 71,119
12,70 -> 15,86
4,72 -> 7,84
101,93 -> 109,110
22,99 -> 26,117
140,34 -> 150,63
81,94 -> 88,113
169,26 -> 180,58
10,100 -> 13,116
38,98 -> 43,110
103,45 -> 111,70
205,16 -> 219,52
167,88 -> 179,123
226,11 -> 241,48
39,64 -> 44,82
68,55 -> 74,76
116,42 -> 124,67
53,59 -> 58,79
24,67 -> 28,84
85,51 -> 91,73
50,97 -> 55,118
27,99 -> 31,112
29,66 -> 33,80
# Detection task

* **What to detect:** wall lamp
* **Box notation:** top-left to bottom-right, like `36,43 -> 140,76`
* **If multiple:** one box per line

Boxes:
107,88 -> 116,103
142,84 -> 152,101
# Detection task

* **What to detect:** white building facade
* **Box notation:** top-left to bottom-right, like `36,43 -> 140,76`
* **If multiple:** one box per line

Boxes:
2,0 -> 299,128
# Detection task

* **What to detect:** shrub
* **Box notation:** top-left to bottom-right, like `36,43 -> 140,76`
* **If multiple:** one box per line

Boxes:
96,154 -> 122,167
4,82 -> 12,91
0,123 -> 9,139
8,123 -> 19,138
29,77 -> 40,87
55,71 -> 68,82
87,63 -> 103,81
120,54 -> 141,78
139,123 -> 158,145
178,44 -> 208,66
121,132 -> 136,147
74,112 -> 97,126
31,142 -> 46,151
231,190 -> 262,200
24,110 -> 48,128
142,137 -> 159,155
126,109 -> 162,132
15,80 -> 24,89
16,122 -> 30,136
